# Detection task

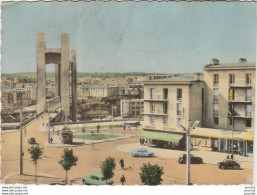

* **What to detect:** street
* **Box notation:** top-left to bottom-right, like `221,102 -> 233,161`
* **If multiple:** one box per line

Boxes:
1,114 -> 253,185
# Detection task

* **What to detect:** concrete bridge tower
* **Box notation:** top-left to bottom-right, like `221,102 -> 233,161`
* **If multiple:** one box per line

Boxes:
36,33 -> 77,122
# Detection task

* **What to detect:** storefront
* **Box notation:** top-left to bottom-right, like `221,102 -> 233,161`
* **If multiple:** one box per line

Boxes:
191,128 -> 253,156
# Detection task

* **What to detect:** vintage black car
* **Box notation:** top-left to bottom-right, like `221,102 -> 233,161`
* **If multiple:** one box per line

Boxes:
177,154 -> 203,164
28,137 -> 37,144
217,159 -> 240,169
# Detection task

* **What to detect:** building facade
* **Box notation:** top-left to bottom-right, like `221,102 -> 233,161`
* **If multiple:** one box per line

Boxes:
120,99 -> 144,118
198,58 -> 255,156
142,75 -> 204,149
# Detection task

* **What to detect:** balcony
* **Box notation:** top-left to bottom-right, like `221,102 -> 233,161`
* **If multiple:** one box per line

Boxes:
143,112 -> 168,116
213,110 -> 219,117
228,96 -> 252,103
213,95 -> 219,102
145,95 -> 168,102
228,112 -> 251,118
228,81 -> 252,88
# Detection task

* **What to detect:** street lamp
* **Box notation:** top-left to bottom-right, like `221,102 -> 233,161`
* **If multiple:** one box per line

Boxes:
20,107 -> 24,175
178,120 -> 200,185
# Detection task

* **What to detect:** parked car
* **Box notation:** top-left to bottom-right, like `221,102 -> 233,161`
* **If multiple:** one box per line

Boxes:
217,159 -> 240,169
28,137 -> 37,144
131,148 -> 155,157
81,172 -> 113,185
177,154 -> 203,164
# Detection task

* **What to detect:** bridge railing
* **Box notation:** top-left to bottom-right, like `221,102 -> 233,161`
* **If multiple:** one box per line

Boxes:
46,96 -> 61,111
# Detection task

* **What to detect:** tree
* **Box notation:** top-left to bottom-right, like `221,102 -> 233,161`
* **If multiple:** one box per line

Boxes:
100,157 -> 116,184
139,163 -> 164,185
58,148 -> 78,184
28,145 -> 44,183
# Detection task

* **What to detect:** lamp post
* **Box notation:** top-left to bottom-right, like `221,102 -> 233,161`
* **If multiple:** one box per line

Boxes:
48,111 -> 50,143
20,107 -> 23,175
178,120 -> 200,185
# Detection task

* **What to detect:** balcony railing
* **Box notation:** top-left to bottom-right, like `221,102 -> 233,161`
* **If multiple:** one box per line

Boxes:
228,81 -> 252,87
213,110 -> 219,116
213,95 -> 219,101
213,81 -> 219,86
228,96 -> 252,102
145,95 -> 168,102
228,112 -> 251,118
245,112 -> 252,117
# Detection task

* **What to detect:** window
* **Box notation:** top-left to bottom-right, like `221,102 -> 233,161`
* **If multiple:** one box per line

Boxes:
246,89 -> 252,101
246,74 -> 251,85
214,117 -> 219,125
213,88 -> 219,101
150,88 -> 155,99
163,116 -> 168,125
177,88 -> 182,100
246,119 -> 251,128
229,89 -> 234,101
163,102 -> 168,114
177,103 -> 182,115
213,74 -> 219,85
246,105 -> 252,117
177,118 -> 182,125
163,88 -> 168,99
150,116 -> 155,124
213,103 -> 219,116
150,102 -> 155,113
229,74 -> 235,84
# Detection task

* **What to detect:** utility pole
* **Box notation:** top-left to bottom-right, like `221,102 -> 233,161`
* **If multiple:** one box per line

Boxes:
178,120 -> 200,186
20,107 -> 23,175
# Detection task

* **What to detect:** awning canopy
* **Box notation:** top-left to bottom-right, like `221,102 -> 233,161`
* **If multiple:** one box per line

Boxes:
191,128 -> 253,141
141,131 -> 184,142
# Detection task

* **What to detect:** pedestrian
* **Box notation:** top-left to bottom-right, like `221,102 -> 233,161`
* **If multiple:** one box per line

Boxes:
227,155 -> 229,159
91,141 -> 95,150
231,154 -> 234,160
120,175 -> 126,185
97,124 -> 100,133
50,137 -> 53,144
123,124 -> 126,130
119,159 -> 124,169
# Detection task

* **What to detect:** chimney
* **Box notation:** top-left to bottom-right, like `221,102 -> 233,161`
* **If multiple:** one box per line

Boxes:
194,73 -> 201,81
210,58 -> 219,65
239,58 -> 247,63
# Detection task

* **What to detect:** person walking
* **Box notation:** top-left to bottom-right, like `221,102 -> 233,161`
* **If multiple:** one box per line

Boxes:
120,175 -> 126,185
231,154 -> 234,160
97,124 -> 100,133
50,137 -> 53,144
91,141 -> 95,150
227,155 -> 229,159
119,159 -> 124,169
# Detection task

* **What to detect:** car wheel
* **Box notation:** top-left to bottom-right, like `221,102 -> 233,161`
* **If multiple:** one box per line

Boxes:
220,165 -> 225,169
233,165 -> 240,169
82,180 -> 86,185
148,154 -> 152,157
135,154 -> 139,157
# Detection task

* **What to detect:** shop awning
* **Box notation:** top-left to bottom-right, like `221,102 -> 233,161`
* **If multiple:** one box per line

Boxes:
141,131 -> 184,142
191,128 -> 253,141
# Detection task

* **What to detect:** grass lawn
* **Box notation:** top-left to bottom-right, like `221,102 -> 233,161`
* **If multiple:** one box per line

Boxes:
73,134 -> 120,140
70,125 -> 123,130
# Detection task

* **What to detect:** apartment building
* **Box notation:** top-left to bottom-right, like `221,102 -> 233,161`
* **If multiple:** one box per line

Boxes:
193,58 -> 255,156
1,88 -> 31,109
89,86 -> 119,98
120,99 -> 144,118
142,74 -> 204,149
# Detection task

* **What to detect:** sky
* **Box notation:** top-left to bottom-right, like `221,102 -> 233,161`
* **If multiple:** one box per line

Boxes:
1,1 -> 256,74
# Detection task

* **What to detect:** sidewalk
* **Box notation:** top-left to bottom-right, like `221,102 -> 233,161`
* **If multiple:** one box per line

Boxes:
117,143 -> 253,169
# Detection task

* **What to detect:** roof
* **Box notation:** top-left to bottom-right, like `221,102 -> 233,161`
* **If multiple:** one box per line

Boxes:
205,62 -> 256,69
145,76 -> 196,82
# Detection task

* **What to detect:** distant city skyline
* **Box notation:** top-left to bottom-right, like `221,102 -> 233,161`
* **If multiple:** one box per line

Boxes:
1,1 -> 256,74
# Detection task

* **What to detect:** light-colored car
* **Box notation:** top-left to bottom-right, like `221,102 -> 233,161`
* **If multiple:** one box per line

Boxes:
81,172 -> 113,185
131,148 -> 155,157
